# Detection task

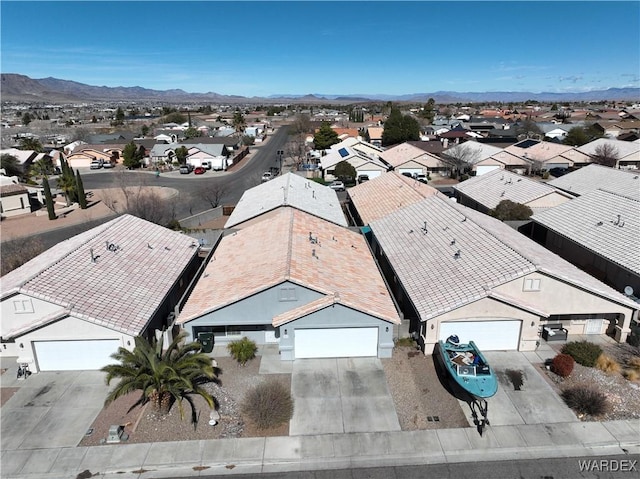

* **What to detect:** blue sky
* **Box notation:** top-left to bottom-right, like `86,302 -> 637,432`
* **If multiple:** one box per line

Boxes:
1,1 -> 639,96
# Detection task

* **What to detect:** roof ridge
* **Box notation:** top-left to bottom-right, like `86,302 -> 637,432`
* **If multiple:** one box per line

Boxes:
284,209 -> 295,280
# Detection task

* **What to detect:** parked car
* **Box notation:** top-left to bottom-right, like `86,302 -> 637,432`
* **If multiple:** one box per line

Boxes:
401,172 -> 413,178
261,171 -> 273,182
201,161 -> 211,170
194,166 -> 206,175
357,174 -> 369,183
90,159 -> 103,169
179,165 -> 191,174
102,161 -> 115,168
413,173 -> 427,183
329,180 -> 345,191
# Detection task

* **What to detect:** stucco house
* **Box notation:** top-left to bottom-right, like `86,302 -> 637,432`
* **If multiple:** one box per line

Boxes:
184,144 -> 230,170
453,169 -> 573,216
320,146 -> 390,182
225,172 -> 347,229
178,208 -> 401,359
441,142 -> 504,176
547,163 -> 640,200
0,175 -> 32,218
576,138 -> 640,170
364,195 -> 638,354
379,142 -> 451,177
0,215 -> 203,372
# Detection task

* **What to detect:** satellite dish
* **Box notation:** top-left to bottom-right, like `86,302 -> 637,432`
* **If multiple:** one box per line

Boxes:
624,286 -> 634,296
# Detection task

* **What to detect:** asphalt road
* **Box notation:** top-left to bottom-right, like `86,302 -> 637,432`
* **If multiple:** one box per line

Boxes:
172,454 -> 640,479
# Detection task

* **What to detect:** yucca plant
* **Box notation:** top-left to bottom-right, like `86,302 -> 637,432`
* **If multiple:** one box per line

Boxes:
101,331 -> 220,424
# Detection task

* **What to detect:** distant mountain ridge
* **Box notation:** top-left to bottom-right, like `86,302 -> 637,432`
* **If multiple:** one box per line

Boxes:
2,73 -> 639,103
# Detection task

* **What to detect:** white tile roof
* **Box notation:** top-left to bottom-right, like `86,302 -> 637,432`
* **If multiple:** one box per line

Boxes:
348,172 -> 441,224
369,196 -> 638,321
453,169 -> 572,210
531,189 -> 640,275
379,142 -> 442,168
224,172 -> 347,228
548,164 -> 640,200
179,208 -> 400,325
1,215 -> 199,337
577,138 -> 640,160
443,142 -> 503,164
320,146 -> 389,171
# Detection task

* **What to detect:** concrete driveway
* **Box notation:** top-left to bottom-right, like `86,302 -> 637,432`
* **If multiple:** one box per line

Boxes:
290,358 -> 400,436
457,351 -> 578,427
1,370 -> 110,450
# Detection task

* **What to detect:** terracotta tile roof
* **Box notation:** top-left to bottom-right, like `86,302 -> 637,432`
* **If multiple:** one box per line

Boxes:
380,142 -> 442,168
348,172 -> 441,224
179,208 -> 400,325
548,164 -> 640,200
224,173 -> 347,228
531,190 -> 640,275
369,196 -> 637,321
0,184 -> 28,197
453,169 -> 572,210
1,215 -> 199,337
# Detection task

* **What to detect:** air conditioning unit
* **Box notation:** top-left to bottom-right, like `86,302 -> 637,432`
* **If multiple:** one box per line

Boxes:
106,425 -> 129,444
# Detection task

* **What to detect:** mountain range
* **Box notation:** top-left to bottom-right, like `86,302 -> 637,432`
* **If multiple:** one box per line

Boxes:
2,73 -> 639,104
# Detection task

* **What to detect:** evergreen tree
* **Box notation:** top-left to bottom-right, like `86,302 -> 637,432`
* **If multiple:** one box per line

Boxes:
382,108 -> 420,146
76,171 -> 87,209
42,177 -> 56,220
313,122 -> 339,150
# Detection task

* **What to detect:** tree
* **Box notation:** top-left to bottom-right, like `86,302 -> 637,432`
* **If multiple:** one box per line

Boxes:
101,331 -> 220,424
443,143 -> 481,178
419,98 -> 436,123
1,154 -> 22,177
285,133 -> 309,169
184,127 -> 200,139
232,111 -> 246,137
141,124 -> 150,137
563,126 -> 591,146
174,146 -> 189,165
42,177 -> 56,220
19,137 -> 43,152
197,182 -> 228,208
291,113 -> 311,134
123,141 -> 142,169
29,156 -> 53,179
334,160 -> 356,181
242,135 -> 255,146
313,122 -> 339,150
21,112 -> 32,126
111,107 -> 125,126
489,200 -> 533,221
163,112 -> 187,124
592,143 -> 619,167
381,107 -> 420,146
75,171 -> 87,209
514,119 -> 543,139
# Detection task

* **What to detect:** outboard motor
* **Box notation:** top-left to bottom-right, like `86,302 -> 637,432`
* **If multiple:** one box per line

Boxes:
446,335 -> 460,346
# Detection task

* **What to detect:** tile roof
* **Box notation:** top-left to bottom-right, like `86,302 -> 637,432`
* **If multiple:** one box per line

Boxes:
179,208 -> 400,325
531,190 -> 640,275
320,146 -> 389,171
442,142 -> 503,164
379,142 -> 442,168
453,169 -> 572,210
487,150 -> 531,167
577,138 -> 640,160
0,184 -> 28,196
505,141 -> 575,162
224,173 -> 347,228
369,196 -> 637,321
547,164 -> 640,200
1,215 -> 199,338
348,172 -> 441,225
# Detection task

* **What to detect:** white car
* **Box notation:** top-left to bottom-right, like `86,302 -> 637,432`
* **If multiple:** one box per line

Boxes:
261,172 -> 273,182
329,180 -> 345,191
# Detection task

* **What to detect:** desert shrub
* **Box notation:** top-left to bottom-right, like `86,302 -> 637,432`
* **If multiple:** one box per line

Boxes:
561,341 -> 602,367
595,354 -> 621,374
541,171 -> 550,179
622,369 -> 640,382
227,337 -> 258,365
395,337 -> 416,348
242,380 -> 294,429
561,385 -> 609,417
627,357 -> 640,370
551,353 -> 575,377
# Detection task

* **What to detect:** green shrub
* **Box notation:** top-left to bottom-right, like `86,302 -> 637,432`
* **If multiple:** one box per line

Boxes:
561,341 -> 602,367
561,385 -> 609,417
242,380 -> 294,429
551,353 -> 574,377
227,337 -> 258,365
541,171 -> 550,179
395,337 -> 416,348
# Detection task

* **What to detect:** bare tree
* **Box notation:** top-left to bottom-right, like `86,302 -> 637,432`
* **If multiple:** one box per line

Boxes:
592,143 -> 619,168
196,181 -> 228,209
285,133 -> 309,169
443,143 -> 481,178
291,113 -> 311,135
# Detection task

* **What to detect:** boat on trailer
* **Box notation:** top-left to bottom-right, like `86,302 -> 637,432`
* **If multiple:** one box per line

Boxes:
439,335 -> 498,399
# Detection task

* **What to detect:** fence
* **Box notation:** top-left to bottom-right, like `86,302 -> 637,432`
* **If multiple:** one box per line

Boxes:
179,206 -> 223,229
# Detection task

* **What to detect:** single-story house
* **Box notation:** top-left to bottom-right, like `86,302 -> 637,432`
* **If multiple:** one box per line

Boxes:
530,189 -> 640,298
347,171 -> 441,226
184,144 -> 230,170
0,148 -> 39,172
503,139 -> 583,171
178,208 -> 401,359
331,137 -> 385,160
320,146 -> 391,182
547,163 -> 640,200
453,169 -> 573,216
0,175 -> 32,218
65,148 -> 114,169
576,138 -> 640,170
379,142 -> 450,177
441,141 -> 504,175
484,150 -> 533,174
225,172 -> 347,229
365,195 -> 638,354
366,126 -> 384,147
0,215 -> 203,372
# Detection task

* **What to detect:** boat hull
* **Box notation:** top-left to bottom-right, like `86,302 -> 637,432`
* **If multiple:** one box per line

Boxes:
438,340 -> 498,399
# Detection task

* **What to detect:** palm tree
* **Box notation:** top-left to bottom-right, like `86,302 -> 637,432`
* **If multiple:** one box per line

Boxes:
232,111 -> 246,138
101,331 -> 220,424
56,172 -> 76,206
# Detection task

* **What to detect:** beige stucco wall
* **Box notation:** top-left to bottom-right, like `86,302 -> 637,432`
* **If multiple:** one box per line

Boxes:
1,294 -> 67,338
526,192 -> 572,209
0,192 -> 30,217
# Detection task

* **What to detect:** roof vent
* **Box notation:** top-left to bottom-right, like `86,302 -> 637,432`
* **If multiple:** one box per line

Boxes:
454,250 -> 461,260
596,221 -> 603,226
421,221 -> 428,234
450,239 -> 456,245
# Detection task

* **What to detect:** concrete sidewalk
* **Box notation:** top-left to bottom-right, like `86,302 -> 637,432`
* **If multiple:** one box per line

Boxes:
1,419 -> 638,478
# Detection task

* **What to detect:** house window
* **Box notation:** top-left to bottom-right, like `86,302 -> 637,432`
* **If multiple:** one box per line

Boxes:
226,326 -> 243,337
523,278 -> 541,291
279,287 -> 297,302
13,298 -> 34,313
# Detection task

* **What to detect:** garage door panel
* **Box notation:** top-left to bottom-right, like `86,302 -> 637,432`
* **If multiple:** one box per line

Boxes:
295,328 -> 378,359
35,340 -> 120,371
439,320 -> 521,351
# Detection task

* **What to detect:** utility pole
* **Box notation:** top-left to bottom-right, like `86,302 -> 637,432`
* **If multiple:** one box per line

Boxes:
277,149 -> 284,175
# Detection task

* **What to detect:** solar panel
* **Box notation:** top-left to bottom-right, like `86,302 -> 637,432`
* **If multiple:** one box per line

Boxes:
339,148 -> 349,158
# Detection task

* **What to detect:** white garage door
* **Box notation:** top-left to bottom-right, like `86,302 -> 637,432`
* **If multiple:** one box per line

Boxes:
295,327 -> 378,359
35,339 -> 120,371
475,165 -> 500,176
439,320 -> 521,351
358,170 -> 382,179
399,168 -> 423,176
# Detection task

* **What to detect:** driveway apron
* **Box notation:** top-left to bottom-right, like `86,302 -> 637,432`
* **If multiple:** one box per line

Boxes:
289,357 -> 400,436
